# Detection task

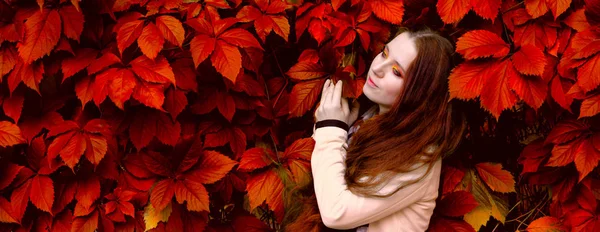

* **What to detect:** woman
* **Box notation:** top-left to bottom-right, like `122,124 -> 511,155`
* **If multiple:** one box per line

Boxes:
310,28 -> 466,231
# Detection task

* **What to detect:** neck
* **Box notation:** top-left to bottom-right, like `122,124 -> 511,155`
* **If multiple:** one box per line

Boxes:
378,105 -> 390,115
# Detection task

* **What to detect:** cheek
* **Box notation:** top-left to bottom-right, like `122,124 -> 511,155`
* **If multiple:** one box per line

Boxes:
382,79 -> 404,98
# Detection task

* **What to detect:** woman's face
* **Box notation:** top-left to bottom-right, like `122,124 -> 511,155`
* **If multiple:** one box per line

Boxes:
363,32 -> 418,112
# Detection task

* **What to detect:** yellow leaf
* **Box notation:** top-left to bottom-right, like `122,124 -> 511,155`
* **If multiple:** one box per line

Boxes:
464,205 -> 491,231
144,201 -> 172,231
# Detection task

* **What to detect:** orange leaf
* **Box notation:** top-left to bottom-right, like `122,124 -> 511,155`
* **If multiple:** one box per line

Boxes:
282,138 -> 314,160
17,9 -> 61,64
246,169 -> 284,222
138,23 -> 165,60
0,121 -> 26,148
155,15 -> 185,47
71,209 -> 99,232
475,162 -> 516,193
116,19 -> 144,55
150,179 -> 176,212
525,0 -> 549,18
211,40 -> 242,83
547,139 -> 580,167
448,61 -> 492,100
7,60 -> 44,94
288,79 -> 325,117
61,48 -> 99,81
574,138 -> 600,181
575,54 -> 600,93
286,62 -> 327,81
0,46 -> 17,77
130,55 -> 176,84
186,150 -> 237,184
428,217 -> 476,232
369,0 -> 404,24
550,76 -> 574,111
239,147 -> 276,171
174,180 -> 209,212
564,8 -> 591,32
508,68 -> 547,110
108,69 -> 137,109
132,81 -> 167,110
59,5 -> 84,42
480,60 -> 518,119
580,94 -> 600,118
219,28 -> 263,50
526,216 -> 566,232
86,52 -> 121,75
76,175 -> 100,211
456,30 -> 510,60
546,0 -> 572,19
0,196 -> 18,223
29,175 -> 54,214
83,135 -> 108,166
190,35 -> 216,68
437,0 -> 470,24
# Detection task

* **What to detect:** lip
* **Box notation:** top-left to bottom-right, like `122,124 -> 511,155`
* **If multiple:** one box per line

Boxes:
367,76 -> 378,88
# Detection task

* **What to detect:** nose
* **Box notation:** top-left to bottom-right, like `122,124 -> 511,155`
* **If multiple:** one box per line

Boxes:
371,56 -> 391,78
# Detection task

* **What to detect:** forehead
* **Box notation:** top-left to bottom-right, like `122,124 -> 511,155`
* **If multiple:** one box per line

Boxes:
386,32 -> 418,68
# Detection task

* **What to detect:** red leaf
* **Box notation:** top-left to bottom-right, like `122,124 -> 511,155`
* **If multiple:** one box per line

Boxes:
576,54 -> 600,93
518,138 -> 551,174
475,162 -> 516,193
428,218 -> 476,232
448,61 -> 492,100
130,55 -> 176,85
0,163 -> 24,191
480,60 -> 519,119
456,30 -> 510,60
174,180 -> 209,212
286,62 -> 327,81
59,5 -> 84,42
0,196 -> 18,223
436,191 -> 478,217
142,151 -> 172,177
76,175 -> 101,211
84,135 -> 108,166
17,9 -> 61,64
211,40 -> 242,83
282,138 -> 314,161
164,88 -> 188,120
511,45 -> 547,76
545,119 -> 590,145
369,0 -> 404,24
52,180 -> 77,215
190,35 -> 216,68
564,8 -> 591,32
58,132 -> 87,170
2,91 -> 24,123
150,179 -> 175,212
156,15 -> 185,47
61,48 -> 99,81
0,46 -> 17,77
550,76 -> 574,111
11,178 -> 31,223
133,82 -> 167,110
288,79 -> 325,118
129,110 -> 181,150
219,28 -> 263,50
138,23 -> 165,60
172,58 -> 198,92
29,175 -> 54,214
0,121 -> 26,148
471,0 -> 502,21
186,150 -> 237,184
437,0 -> 470,24
508,67 -> 547,110
108,69 -> 137,109
216,91 -> 236,122
442,166 -> 465,194
87,52 -> 121,75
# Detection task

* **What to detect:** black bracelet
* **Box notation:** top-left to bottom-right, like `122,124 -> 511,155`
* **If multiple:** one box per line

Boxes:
315,119 -> 349,131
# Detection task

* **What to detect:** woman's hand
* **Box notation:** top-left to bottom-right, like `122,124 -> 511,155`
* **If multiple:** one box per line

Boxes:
316,79 -> 360,126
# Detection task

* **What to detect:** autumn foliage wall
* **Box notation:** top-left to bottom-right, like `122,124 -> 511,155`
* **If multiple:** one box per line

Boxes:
0,0 -> 599,231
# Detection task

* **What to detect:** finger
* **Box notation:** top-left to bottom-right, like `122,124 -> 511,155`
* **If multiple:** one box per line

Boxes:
324,80 -> 334,105
331,80 -> 343,105
319,79 -> 330,106
341,97 -> 349,116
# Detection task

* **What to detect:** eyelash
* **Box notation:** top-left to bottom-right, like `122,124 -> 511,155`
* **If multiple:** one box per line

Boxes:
381,49 -> 402,77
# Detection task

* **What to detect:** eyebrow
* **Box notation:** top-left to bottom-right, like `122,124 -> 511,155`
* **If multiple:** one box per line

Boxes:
385,45 -> 406,75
